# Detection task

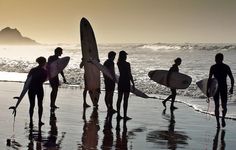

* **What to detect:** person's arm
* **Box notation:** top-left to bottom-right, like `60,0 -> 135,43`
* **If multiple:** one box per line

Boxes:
228,67 -> 234,94
129,63 -> 135,89
60,71 -> 67,83
207,66 -> 213,97
80,58 -> 85,68
110,62 -> 116,82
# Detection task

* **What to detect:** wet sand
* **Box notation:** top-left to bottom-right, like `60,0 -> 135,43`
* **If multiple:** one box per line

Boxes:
1,81 -> 236,149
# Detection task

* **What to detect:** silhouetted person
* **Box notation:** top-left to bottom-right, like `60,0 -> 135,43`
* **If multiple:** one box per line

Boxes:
103,51 -> 117,113
80,58 -> 91,108
207,53 -> 234,128
48,47 -> 67,109
162,58 -> 182,110
28,57 -> 47,127
116,50 -> 135,120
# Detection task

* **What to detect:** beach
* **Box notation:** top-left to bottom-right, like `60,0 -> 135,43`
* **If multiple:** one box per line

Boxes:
1,81 -> 236,150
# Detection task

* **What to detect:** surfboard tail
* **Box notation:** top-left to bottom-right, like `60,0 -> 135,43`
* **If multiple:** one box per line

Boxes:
148,71 -> 155,78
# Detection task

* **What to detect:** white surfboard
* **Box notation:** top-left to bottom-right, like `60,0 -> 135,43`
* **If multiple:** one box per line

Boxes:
148,70 -> 192,89
9,57 -> 70,115
91,59 -> 153,98
80,17 -> 100,105
196,78 -> 218,97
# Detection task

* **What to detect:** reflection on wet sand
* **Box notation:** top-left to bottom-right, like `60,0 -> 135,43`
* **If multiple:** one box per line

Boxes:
27,109 -> 66,150
115,118 -> 128,150
147,109 -> 190,149
44,109 -> 67,149
81,108 -> 100,149
101,112 -> 114,149
27,124 -> 43,150
213,129 -> 225,150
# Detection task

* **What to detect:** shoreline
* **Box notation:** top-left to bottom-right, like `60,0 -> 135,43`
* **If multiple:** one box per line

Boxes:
2,80 -> 236,121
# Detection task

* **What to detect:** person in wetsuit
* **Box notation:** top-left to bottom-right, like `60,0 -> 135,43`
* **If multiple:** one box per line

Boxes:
162,57 -> 182,110
116,50 -> 135,120
28,57 -> 47,127
207,53 -> 234,128
103,51 -> 117,114
48,47 -> 67,109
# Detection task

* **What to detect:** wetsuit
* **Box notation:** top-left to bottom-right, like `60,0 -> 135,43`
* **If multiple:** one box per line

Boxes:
117,60 -> 134,119
48,55 -> 60,87
168,64 -> 179,95
117,61 -> 132,92
103,58 -> 116,111
103,59 -> 116,91
209,63 -> 233,115
28,66 -> 47,117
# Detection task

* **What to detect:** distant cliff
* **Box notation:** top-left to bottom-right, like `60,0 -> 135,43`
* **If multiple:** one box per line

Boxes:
0,27 -> 39,45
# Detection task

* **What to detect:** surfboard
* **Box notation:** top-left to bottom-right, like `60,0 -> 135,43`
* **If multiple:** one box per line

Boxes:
80,17 -> 100,106
196,78 -> 218,97
148,70 -> 192,89
91,59 -> 153,98
48,56 -> 70,79
9,57 -> 70,115
90,59 -> 115,81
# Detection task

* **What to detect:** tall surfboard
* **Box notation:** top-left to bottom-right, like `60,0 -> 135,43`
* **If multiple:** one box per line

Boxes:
80,17 -> 100,106
9,57 -> 70,116
148,70 -> 192,89
196,78 -> 218,97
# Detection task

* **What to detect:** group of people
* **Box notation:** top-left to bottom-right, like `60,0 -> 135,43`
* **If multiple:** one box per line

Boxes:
24,47 -> 234,129
82,50 -> 135,121
162,53 -> 234,128
26,47 -> 67,127
25,48 -> 136,127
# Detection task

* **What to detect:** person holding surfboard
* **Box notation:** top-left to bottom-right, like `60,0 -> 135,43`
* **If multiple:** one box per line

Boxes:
207,53 -> 234,128
103,51 -> 117,114
28,57 -> 48,127
48,47 -> 67,109
116,50 -> 135,120
162,57 -> 182,110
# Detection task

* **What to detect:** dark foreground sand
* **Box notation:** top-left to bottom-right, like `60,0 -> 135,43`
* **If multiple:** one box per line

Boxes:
1,82 -> 236,149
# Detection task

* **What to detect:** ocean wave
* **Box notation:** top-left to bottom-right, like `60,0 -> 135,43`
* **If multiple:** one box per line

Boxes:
139,43 -> 183,52
0,43 -> 235,100
138,43 -> 236,52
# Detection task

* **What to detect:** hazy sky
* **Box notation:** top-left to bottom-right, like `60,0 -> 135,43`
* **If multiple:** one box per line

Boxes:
0,0 -> 236,44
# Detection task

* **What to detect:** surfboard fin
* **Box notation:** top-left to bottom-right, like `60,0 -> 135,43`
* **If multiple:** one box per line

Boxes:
13,97 -> 20,100
9,106 -> 16,117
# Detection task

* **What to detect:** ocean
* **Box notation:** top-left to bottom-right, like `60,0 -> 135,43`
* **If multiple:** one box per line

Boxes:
1,43 -> 236,119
